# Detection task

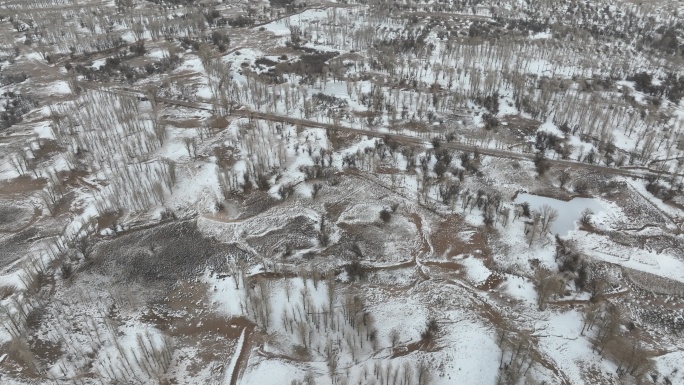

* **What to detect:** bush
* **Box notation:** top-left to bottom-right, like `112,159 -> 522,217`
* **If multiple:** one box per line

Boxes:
379,209 -> 392,223
60,263 -> 73,279
434,160 -> 448,177
483,114 -> 500,130
574,180 -> 589,194
521,202 -> 530,217
278,184 -> 295,199
580,209 -> 593,225
476,93 -> 500,114
227,16 -> 254,28
0,72 -> 28,87
420,317 -> 439,341
345,260 -> 366,281
129,42 -> 146,56
534,152 -> 551,176
1,92 -> 37,129
255,57 -> 278,67
256,173 -> 271,191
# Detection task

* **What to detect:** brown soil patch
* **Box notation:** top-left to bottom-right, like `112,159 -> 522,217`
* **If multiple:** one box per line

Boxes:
375,166 -> 403,175
58,169 -> 90,188
33,140 -> 64,162
502,115 -> 540,136
399,120 -> 429,133
429,214 -> 490,261
0,176 -> 46,195
96,210 -> 123,232
169,314 -> 251,340
143,280 -> 256,339
422,260 -> 471,284
51,192 -> 78,217
580,363 -> 616,385
327,129 -> 357,150
423,260 -> 463,271
324,200 -> 350,222
203,210 -> 240,223
256,347 -> 308,363
166,118 -> 203,129
467,292 -> 505,326
30,338 -> 62,366
0,340 -> 39,378
391,338 -> 439,358
208,116 -> 230,130
0,206 -> 41,234
140,279 -> 257,379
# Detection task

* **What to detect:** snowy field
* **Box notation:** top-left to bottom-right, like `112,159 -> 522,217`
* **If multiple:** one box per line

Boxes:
0,0 -> 682,384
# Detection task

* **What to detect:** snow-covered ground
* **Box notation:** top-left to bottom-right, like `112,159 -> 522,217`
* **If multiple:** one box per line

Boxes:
0,0 -> 683,384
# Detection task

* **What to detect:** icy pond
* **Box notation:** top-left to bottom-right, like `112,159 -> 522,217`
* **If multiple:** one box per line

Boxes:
513,193 -> 605,235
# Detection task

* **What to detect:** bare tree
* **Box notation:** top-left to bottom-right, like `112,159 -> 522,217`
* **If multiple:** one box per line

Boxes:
227,260 -> 244,289
557,169 -> 572,189
534,268 -> 564,310
132,21 -> 145,42
574,180 -> 589,194
182,137 -> 196,158
526,212 -> 541,247
284,279 -> 293,302
581,303 -> 601,335
538,205 -> 559,235
325,338 -> 339,382
594,305 -> 622,355
389,328 -> 400,348
580,209 -> 593,226
73,235 -> 94,259
312,183 -> 323,198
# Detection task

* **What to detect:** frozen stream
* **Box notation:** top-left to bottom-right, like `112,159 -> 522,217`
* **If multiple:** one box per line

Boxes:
514,193 -> 605,235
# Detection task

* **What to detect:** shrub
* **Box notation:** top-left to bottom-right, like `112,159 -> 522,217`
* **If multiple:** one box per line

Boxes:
345,260 -> 366,281
256,173 -> 271,191
379,209 -> 392,223
574,180 -> 589,194
420,317 -> 439,341
534,152 -> 551,176
434,160 -> 448,177
521,202 -> 531,217
60,263 -> 73,279
580,209 -> 593,225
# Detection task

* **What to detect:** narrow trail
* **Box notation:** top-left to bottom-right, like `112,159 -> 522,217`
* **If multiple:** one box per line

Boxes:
228,326 -> 253,385
409,212 -> 433,281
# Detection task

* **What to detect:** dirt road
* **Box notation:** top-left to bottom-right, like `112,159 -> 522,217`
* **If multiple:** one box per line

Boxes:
78,82 -> 674,181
